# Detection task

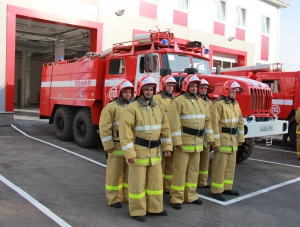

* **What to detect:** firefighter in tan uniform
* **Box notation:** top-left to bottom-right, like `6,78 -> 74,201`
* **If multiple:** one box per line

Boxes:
197,79 -> 214,188
153,75 -> 177,193
169,75 -> 214,210
210,80 -> 245,201
99,80 -> 134,208
119,76 -> 172,222
295,107 -> 300,159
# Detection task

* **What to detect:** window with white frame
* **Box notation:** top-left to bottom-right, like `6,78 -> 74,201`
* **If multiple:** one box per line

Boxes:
262,16 -> 270,34
179,0 -> 188,10
215,0 -> 226,21
236,6 -> 245,27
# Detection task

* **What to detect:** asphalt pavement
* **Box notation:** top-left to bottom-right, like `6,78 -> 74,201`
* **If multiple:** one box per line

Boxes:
0,110 -> 300,227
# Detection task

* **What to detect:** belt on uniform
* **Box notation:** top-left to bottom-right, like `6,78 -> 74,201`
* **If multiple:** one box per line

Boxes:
222,127 -> 237,134
135,137 -> 161,148
183,126 -> 204,137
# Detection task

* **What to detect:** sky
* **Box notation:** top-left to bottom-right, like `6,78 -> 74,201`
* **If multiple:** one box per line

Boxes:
278,0 -> 300,71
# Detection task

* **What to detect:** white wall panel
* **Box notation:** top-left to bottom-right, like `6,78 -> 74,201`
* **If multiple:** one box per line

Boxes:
157,0 -> 173,24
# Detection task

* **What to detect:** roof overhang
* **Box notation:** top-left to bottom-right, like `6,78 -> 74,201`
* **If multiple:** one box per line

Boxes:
265,0 -> 291,8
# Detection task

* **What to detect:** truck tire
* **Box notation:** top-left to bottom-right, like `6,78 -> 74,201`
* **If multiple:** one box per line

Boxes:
288,121 -> 296,148
236,138 -> 255,163
73,109 -> 100,148
53,107 -> 74,141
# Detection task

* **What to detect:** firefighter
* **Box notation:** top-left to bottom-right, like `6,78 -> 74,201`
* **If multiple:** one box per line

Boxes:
197,78 -> 214,188
119,75 -> 172,222
210,80 -> 245,201
153,75 -> 177,193
99,79 -> 134,208
169,74 -> 214,210
295,107 -> 300,159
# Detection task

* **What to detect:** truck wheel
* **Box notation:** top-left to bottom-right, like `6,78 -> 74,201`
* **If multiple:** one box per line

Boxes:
236,138 -> 255,163
73,109 -> 100,148
288,121 -> 296,148
53,107 -> 74,141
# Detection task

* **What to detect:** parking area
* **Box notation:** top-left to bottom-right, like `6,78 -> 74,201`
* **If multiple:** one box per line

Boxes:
1,110 -> 300,227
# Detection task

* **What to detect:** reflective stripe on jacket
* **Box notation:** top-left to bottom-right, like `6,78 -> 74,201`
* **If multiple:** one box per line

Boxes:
119,97 -> 172,166
99,98 -> 129,157
210,97 -> 245,153
168,93 -> 214,152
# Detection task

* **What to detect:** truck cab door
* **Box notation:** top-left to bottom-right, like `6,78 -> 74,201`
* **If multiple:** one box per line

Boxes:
135,54 -> 161,94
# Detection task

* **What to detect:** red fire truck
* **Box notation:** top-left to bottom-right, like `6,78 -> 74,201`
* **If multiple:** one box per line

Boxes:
221,64 -> 300,147
39,30 -> 288,162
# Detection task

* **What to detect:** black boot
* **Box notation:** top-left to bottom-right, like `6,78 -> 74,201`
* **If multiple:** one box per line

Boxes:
223,189 -> 240,196
111,202 -> 122,208
191,199 -> 203,205
213,193 -> 225,201
171,203 -> 182,210
148,210 -> 168,216
133,216 -> 146,222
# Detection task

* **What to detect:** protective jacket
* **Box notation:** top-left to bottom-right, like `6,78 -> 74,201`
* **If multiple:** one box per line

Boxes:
153,91 -> 175,115
210,97 -> 245,152
99,98 -> 129,156
119,97 -> 172,166
296,107 -> 300,125
168,93 -> 214,152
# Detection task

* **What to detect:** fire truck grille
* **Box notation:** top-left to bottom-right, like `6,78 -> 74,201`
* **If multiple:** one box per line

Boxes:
249,88 -> 272,112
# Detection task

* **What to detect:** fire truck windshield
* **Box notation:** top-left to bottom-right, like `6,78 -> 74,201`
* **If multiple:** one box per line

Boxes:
163,53 -> 211,74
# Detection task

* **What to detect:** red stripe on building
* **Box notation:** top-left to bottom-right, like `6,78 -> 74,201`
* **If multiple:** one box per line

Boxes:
139,1 -> 157,20
173,10 -> 188,27
213,21 -> 225,36
261,35 -> 269,61
236,27 -> 245,41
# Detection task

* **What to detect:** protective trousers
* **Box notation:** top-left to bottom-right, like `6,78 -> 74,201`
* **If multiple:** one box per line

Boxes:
297,125 -> 300,159
170,148 -> 200,204
162,153 -> 173,192
211,151 -> 236,194
198,146 -> 210,187
128,163 -> 163,216
105,156 -> 129,205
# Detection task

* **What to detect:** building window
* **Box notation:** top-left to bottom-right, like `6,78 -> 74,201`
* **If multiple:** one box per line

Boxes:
236,6 -> 246,27
109,59 -> 125,75
179,0 -> 188,10
262,16 -> 270,34
215,0 -> 226,21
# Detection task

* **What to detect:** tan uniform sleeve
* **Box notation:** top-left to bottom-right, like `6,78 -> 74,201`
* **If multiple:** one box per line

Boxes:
159,105 -> 173,151
295,107 -> 300,125
236,104 -> 245,143
99,105 -> 114,151
210,102 -> 222,148
119,107 -> 136,160
204,102 -> 214,143
168,99 -> 182,146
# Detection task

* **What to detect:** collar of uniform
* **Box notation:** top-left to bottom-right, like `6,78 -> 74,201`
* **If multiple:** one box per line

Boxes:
115,98 -> 131,106
183,92 -> 199,100
160,91 -> 175,99
223,96 -> 237,104
136,96 -> 157,106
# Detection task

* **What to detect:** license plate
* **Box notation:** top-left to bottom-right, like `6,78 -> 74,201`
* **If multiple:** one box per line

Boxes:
260,126 -> 273,132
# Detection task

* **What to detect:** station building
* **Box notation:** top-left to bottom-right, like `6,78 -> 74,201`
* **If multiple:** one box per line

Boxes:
0,0 -> 290,125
